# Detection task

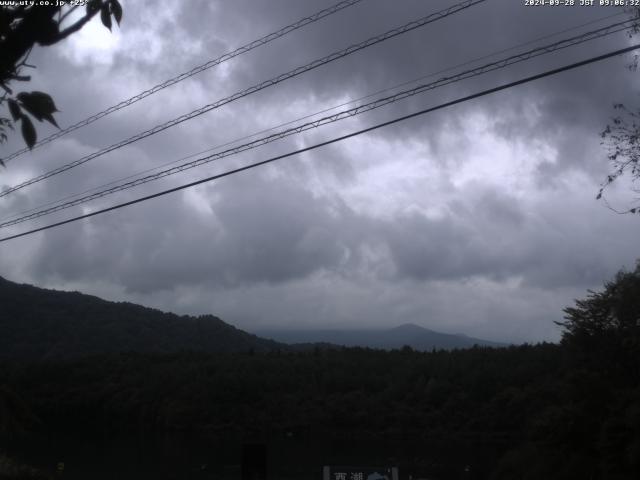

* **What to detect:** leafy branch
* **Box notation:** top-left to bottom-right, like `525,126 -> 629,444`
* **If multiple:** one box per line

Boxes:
0,0 -> 123,164
598,103 -> 640,215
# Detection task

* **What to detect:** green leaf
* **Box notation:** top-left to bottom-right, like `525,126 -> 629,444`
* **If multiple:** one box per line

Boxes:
110,0 -> 122,25
7,99 -> 21,121
101,4 -> 112,31
42,112 -> 59,128
35,17 -> 60,46
21,115 -> 36,149
86,0 -> 101,15
17,91 -> 59,128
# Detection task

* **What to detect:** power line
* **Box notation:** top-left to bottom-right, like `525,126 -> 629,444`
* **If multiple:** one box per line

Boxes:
1,43 -> 638,244
2,9 -> 625,224
1,0 -> 366,163
0,0 -> 486,198
0,17 -> 633,228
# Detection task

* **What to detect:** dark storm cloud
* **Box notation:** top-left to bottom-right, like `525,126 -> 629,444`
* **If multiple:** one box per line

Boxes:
379,183 -> 628,289
206,0 -> 634,137
21,165 -> 634,297
2,0 -> 640,342
24,172 -> 359,292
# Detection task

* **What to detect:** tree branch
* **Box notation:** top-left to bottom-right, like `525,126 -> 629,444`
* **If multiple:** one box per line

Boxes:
58,5 -> 79,26
45,5 -> 102,44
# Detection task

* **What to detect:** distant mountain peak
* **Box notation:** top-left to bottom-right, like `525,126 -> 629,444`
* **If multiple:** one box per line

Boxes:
390,323 -> 429,333
255,324 -> 507,351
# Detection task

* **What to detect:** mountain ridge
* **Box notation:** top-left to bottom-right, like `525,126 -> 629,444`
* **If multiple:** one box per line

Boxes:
0,275 -> 285,360
1,276 -> 505,359
255,323 -> 506,351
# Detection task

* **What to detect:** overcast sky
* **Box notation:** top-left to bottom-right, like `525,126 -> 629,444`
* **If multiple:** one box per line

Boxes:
1,0 -> 639,343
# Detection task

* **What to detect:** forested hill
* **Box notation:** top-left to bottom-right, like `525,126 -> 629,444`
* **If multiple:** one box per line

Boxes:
0,276 -> 284,360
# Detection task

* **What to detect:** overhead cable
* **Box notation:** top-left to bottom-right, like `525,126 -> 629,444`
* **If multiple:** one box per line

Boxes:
1,0 -> 366,163
3,8 -> 624,224
0,17 -> 633,228
1,43 -> 638,244
0,0 -> 486,198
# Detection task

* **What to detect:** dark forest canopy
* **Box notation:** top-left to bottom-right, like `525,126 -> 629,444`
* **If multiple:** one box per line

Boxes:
0,265 -> 639,478
0,342 -> 638,479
